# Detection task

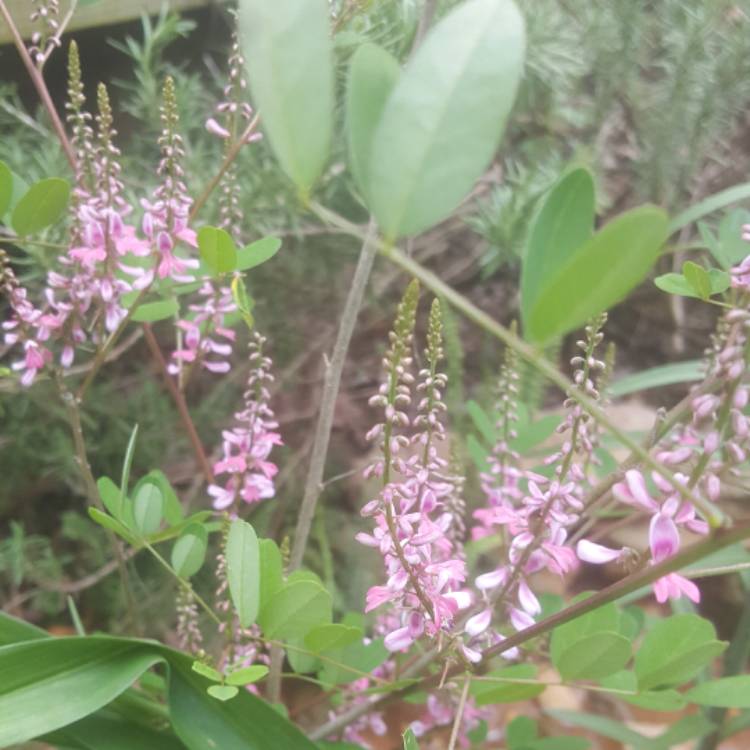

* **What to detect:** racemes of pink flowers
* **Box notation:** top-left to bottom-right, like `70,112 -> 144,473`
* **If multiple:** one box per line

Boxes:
208,332 -> 282,511
466,316 -> 608,660
357,288 -> 470,653
578,241 -> 750,604
169,24 -> 262,379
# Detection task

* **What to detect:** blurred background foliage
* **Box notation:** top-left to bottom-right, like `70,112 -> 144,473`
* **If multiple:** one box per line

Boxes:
1,0 -> 750,636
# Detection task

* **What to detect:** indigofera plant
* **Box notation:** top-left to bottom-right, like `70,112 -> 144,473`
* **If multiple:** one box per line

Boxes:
2,0 -> 750,749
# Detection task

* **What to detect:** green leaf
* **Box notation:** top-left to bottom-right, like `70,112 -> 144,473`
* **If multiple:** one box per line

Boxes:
635,614 -> 727,691
171,524 -> 208,579
466,400 -> 497,444
318,635 -> 388,685
714,208 -> 750,268
0,161 -> 12,218
304,623 -> 363,654
682,260 -> 713,299
470,664 -> 545,706
207,685 -> 239,702
609,360 -> 703,397
550,596 -> 620,667
133,482 -> 164,536
367,0 -> 525,238
554,631 -> 631,681
197,226 -> 238,275
654,268 -> 730,299
134,470 -> 183,525
259,580 -> 332,641
226,520 -> 261,628
669,181 -> 750,234
191,661 -> 222,683
521,167 -> 595,326
238,0 -> 333,194
236,236 -> 282,271
87,508 -> 138,546
511,415 -> 561,454
600,671 -> 686,712
403,727 -> 419,750
507,716 -> 538,748
0,618 -> 320,750
0,638 -> 163,746
526,206 -> 669,343
287,635 -> 320,675
346,43 -> 401,201
11,178 -> 70,236
42,712 -> 187,750
226,665 -> 269,686
120,425 -> 139,498
258,538 -> 284,611
686,675 -> 750,708
146,511 -> 212,545
97,476 -> 122,519
131,298 -> 179,323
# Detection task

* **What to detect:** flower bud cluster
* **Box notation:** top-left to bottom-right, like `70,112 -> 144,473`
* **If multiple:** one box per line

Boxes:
466,316 -> 608,659
358,285 -> 470,653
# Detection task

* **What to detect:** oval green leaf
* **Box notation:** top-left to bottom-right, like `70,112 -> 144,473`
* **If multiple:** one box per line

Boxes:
469,664 -> 545,706
367,0 -> 525,238
171,524 -> 208,579
198,226 -> 238,275
686,675 -> 750,708
555,632 -> 631,681
238,0 -> 333,195
206,684 -> 239,702
521,167 -> 595,327
11,178 -> 70,236
635,614 -> 727,691
226,665 -> 269,686
226,520 -> 261,628
346,43 -> 401,202
526,205 -> 669,343
258,580 -> 332,641
236,236 -> 281,271
304,623 -> 363,654
131,298 -> 179,323
133,482 -> 164,536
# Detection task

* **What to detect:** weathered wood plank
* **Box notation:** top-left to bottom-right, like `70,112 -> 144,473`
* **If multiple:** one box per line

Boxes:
0,0 -> 211,46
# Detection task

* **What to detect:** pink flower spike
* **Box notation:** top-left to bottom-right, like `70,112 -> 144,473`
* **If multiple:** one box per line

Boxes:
576,539 -> 624,564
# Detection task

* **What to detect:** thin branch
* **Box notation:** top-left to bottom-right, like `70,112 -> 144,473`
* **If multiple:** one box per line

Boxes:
266,222 -> 379,704
142,324 -> 214,484
288,220 -> 379,570
0,0 -> 76,170
447,674 -> 471,750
